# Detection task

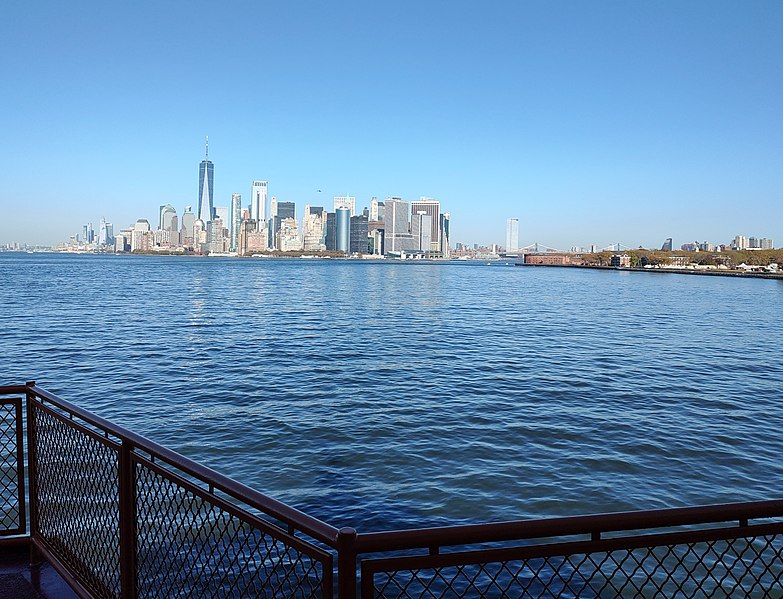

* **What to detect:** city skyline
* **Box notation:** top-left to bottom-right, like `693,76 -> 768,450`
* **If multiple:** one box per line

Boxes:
1,2 -> 781,248
4,137 -> 776,254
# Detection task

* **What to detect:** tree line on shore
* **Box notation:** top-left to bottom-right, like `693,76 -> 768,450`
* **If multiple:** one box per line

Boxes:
581,249 -> 783,268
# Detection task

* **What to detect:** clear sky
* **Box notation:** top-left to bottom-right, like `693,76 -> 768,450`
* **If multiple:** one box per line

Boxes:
1,1 -> 781,249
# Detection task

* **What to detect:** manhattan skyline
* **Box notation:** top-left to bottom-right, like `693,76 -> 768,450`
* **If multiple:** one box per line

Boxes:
1,1 -> 781,248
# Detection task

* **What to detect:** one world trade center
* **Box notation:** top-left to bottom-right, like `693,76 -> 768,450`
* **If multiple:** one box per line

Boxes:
197,137 -> 214,223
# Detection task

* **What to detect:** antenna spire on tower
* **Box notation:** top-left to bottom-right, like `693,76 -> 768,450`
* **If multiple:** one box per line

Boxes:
205,135 -> 209,159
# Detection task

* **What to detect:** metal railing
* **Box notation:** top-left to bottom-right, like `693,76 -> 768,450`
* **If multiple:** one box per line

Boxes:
2,382 -> 783,598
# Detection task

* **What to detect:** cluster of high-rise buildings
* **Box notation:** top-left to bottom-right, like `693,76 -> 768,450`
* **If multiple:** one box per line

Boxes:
662,234 -> 775,253
71,141 -> 452,258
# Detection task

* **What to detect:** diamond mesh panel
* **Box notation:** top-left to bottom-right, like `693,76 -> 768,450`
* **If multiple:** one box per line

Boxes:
0,401 -> 21,532
31,404 -> 121,599
135,460 -> 328,598
369,535 -> 783,598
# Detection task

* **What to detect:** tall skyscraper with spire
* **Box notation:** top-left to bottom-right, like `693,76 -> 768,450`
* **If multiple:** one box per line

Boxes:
197,137 -> 214,223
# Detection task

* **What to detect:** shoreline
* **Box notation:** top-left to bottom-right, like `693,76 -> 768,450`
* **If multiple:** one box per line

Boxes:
515,262 -> 783,280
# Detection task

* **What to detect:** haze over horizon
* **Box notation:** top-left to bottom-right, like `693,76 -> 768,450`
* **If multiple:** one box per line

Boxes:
1,1 -> 781,249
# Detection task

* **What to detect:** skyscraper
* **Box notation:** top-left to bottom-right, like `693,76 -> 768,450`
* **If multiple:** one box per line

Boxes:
410,198 -> 440,251
277,202 -> 295,219
506,218 -> 519,255
251,181 -> 267,231
334,196 -> 356,217
336,207 -> 351,253
214,206 -> 229,229
230,193 -> 242,252
384,198 -> 413,254
197,137 -> 214,223
159,204 -> 176,231
268,202 -> 295,250
302,205 -> 326,251
349,214 -> 369,254
181,206 -> 195,247
98,217 -> 110,246
325,213 -> 337,251
412,213 -> 433,253
440,213 -> 450,258
370,197 -> 385,221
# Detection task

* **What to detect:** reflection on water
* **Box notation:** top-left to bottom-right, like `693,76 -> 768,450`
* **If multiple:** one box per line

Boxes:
2,253 -> 783,531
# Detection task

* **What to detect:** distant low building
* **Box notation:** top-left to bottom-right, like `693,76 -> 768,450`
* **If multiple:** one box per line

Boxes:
610,254 -> 631,268
524,253 -> 572,265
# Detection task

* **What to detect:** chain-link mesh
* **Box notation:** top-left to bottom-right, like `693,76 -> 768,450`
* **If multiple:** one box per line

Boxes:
135,458 -> 330,598
31,404 -> 121,599
0,400 -> 21,533
367,535 -> 783,598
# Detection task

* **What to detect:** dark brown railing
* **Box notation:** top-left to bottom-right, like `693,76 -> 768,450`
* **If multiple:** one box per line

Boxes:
2,382 -> 783,598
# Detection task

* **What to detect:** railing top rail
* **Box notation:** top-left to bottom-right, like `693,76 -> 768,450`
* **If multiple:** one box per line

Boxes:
0,385 -> 31,395
22,382 -> 341,547
10,382 -> 783,558
355,499 -> 783,553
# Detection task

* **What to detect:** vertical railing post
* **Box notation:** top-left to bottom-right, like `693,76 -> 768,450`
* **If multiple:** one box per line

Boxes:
337,527 -> 358,599
119,440 -> 137,599
25,381 -> 41,566
14,392 -> 26,536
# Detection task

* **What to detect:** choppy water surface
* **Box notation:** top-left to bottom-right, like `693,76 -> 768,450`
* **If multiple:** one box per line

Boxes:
2,253 -> 782,530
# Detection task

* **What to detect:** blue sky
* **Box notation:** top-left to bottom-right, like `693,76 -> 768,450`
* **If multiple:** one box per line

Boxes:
1,1 -> 781,249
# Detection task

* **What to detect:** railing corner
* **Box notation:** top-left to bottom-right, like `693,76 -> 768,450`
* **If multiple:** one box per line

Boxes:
337,527 -> 358,599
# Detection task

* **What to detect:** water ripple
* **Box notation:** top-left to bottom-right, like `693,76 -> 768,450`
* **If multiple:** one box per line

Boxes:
2,253 -> 782,530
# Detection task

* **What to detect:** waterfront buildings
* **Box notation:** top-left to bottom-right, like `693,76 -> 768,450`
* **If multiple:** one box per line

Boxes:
440,213 -> 450,258
732,235 -> 774,250
276,218 -> 301,252
506,218 -> 519,255
336,207 -> 350,253
180,207 -> 195,247
81,223 -> 94,244
98,218 -> 113,247
410,198 -> 440,252
207,217 -> 228,254
230,193 -> 242,252
334,196 -> 356,217
370,198 -> 385,221
268,201 -> 295,250
214,207 -> 229,231
525,253 -> 573,265
131,219 -> 151,252
610,254 -> 632,267
349,214 -> 369,254
159,205 -> 176,231
57,139 -> 461,257
384,198 -> 414,254
302,205 -> 326,252
411,212 -> 433,254
251,181 -> 267,231
237,219 -> 265,256
277,202 -> 295,220
661,238 -> 673,251
197,139 -> 214,223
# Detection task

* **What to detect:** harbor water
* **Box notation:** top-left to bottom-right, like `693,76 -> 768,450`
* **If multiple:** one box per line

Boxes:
2,253 -> 782,531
